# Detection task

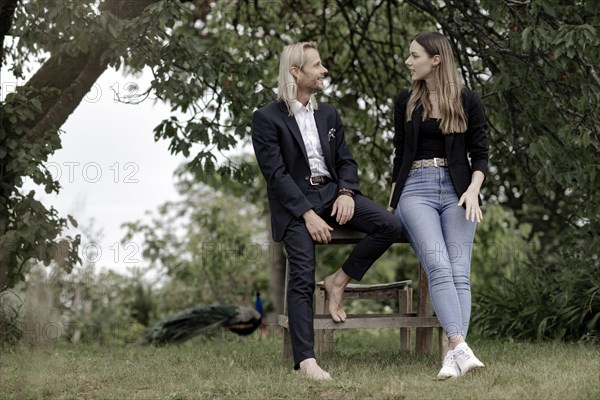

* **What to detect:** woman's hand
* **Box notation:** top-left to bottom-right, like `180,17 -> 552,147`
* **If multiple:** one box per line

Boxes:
459,170 -> 485,223
457,188 -> 482,223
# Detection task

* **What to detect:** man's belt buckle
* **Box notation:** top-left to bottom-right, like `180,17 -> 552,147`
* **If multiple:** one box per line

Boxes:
309,176 -> 320,186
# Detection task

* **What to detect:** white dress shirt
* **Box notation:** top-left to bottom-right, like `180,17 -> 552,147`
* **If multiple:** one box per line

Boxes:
291,100 -> 331,178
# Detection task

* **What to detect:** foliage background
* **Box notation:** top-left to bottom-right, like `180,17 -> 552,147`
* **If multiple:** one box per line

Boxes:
0,0 -> 598,344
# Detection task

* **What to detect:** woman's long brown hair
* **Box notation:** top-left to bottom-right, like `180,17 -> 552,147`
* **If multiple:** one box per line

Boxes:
406,32 -> 467,134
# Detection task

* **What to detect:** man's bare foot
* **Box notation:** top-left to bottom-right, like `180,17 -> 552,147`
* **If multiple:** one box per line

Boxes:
298,358 -> 332,381
323,271 -> 350,322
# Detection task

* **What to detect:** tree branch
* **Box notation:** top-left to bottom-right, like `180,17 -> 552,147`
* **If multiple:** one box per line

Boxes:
23,0 -> 159,141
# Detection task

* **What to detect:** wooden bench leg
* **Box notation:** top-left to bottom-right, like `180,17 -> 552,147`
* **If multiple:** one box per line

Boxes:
315,285 -> 335,354
314,288 -> 326,357
438,328 -> 449,366
417,263 -> 434,354
283,327 -> 293,359
398,285 -> 412,351
324,329 -> 334,352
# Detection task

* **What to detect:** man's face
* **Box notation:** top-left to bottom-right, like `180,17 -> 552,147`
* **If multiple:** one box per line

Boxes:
295,48 -> 328,95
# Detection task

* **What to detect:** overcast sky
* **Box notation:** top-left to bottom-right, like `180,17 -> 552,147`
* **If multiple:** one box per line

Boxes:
7,66 -> 190,274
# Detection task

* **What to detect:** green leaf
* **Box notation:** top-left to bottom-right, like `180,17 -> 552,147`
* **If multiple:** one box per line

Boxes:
68,215 -> 79,228
107,22 -> 119,38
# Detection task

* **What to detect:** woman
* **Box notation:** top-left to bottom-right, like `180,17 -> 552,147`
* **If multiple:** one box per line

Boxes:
388,32 -> 488,379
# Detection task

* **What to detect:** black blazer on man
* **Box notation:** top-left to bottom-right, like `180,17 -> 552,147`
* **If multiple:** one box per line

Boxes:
252,100 -> 361,241
389,88 -> 489,209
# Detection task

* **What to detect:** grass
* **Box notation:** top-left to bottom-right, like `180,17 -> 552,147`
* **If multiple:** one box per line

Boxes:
0,329 -> 599,399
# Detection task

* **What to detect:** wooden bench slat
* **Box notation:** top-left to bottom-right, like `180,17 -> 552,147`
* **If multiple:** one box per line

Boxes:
326,224 -> 408,244
316,280 -> 412,292
315,315 -> 441,330
278,314 -> 441,330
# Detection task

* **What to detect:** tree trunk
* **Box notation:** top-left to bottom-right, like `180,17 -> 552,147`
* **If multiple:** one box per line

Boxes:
24,0 -> 159,140
0,216 -> 12,292
23,0 -> 215,139
0,0 -> 158,292
72,286 -> 82,343
1,0 -> 216,292
0,0 -> 19,293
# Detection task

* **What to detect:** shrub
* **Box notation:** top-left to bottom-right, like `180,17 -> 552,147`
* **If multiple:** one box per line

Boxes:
0,290 -> 23,348
472,250 -> 600,342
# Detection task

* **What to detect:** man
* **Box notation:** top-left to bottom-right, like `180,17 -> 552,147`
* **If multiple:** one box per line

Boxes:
251,42 -> 402,380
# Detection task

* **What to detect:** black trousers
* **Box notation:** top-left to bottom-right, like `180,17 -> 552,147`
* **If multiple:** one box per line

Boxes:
282,182 -> 402,368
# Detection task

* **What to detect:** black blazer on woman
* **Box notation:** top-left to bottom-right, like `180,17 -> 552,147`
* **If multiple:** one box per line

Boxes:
389,88 -> 489,209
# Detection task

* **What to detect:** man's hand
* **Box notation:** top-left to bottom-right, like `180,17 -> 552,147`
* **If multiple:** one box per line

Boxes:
303,209 -> 334,243
331,195 -> 354,225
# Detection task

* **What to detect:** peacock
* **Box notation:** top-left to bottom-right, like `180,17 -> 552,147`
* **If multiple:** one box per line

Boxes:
139,291 -> 263,346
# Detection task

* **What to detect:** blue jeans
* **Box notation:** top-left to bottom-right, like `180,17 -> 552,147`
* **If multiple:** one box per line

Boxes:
394,167 -> 476,338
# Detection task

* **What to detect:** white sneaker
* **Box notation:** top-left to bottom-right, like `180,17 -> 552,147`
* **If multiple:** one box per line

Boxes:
454,343 -> 485,376
437,349 -> 460,380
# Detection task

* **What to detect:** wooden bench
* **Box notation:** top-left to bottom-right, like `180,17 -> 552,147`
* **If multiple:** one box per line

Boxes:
277,224 -> 448,362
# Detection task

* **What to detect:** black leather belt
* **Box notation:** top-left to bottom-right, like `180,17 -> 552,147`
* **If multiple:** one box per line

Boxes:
309,175 -> 332,186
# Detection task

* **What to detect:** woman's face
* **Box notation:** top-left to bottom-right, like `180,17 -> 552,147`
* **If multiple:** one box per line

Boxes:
405,40 -> 437,82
